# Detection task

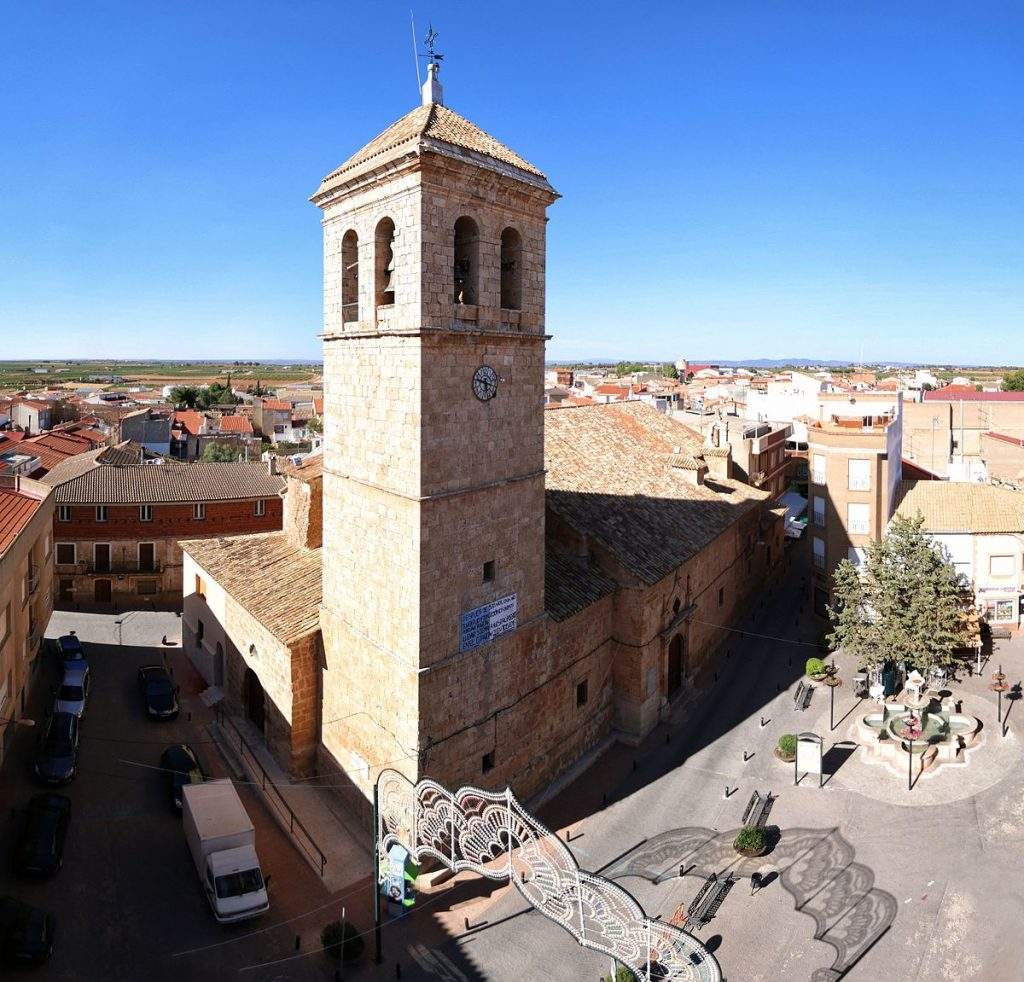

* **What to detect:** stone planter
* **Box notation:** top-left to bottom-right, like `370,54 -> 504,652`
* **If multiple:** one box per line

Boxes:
735,844 -> 768,859
774,747 -> 796,763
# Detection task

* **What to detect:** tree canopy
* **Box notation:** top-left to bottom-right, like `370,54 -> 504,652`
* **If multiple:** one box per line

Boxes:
1002,370 -> 1024,392
170,381 -> 241,410
200,442 -> 240,463
827,514 -> 974,676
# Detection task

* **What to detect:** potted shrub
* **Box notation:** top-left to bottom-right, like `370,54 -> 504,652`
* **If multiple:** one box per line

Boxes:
805,657 -> 828,680
734,825 -> 768,858
775,733 -> 797,762
321,919 -> 364,963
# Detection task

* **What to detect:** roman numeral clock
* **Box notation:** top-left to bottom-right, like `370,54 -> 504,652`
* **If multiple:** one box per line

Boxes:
472,365 -> 499,401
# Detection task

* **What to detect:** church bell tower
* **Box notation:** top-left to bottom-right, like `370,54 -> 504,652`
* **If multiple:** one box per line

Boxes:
312,55 -> 559,802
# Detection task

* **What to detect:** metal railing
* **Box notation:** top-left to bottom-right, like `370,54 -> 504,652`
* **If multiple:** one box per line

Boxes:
216,707 -> 327,878
86,560 -> 162,574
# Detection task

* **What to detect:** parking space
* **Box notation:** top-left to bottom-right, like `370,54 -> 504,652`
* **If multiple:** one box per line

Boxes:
0,613 -> 345,980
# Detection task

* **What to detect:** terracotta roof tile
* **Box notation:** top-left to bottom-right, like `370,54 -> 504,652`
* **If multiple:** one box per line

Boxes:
217,415 -> 253,434
180,532 -> 321,644
545,548 -> 617,622
314,103 -> 548,199
544,402 -> 767,585
0,484 -> 45,557
260,400 -> 292,412
893,479 -> 1024,533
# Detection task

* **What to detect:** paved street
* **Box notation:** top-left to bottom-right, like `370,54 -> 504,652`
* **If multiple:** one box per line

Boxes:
0,612 -> 358,982
336,549 -> 1024,981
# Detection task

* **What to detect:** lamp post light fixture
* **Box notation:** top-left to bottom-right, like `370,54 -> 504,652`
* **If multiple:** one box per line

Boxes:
824,669 -> 843,732
990,665 -> 1009,737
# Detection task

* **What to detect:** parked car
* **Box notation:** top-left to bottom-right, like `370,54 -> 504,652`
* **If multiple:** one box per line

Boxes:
159,743 -> 206,811
33,713 -> 79,785
55,634 -> 86,670
12,794 -> 71,878
0,896 -> 55,966
54,665 -> 90,718
137,665 -> 179,720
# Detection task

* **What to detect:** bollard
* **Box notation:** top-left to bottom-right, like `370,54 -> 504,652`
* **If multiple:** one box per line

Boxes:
632,759 -> 638,772
665,733 -> 670,745
295,934 -> 300,951
396,965 -> 402,980
465,916 -> 471,931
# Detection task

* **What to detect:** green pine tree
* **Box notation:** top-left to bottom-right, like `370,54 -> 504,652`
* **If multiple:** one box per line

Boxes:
827,513 -> 973,676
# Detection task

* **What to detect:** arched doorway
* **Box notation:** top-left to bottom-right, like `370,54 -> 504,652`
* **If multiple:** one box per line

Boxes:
667,634 -> 685,697
244,667 -> 265,733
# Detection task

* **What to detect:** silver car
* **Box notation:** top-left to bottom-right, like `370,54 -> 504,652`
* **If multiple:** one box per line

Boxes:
54,665 -> 90,718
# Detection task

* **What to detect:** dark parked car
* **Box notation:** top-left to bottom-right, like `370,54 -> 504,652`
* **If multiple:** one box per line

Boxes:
137,665 -> 179,720
12,794 -> 71,878
33,714 -> 79,785
55,634 -> 86,670
0,896 -> 55,966
159,743 -> 206,810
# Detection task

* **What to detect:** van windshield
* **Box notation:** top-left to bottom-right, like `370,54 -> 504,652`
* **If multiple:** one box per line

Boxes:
215,868 -> 264,899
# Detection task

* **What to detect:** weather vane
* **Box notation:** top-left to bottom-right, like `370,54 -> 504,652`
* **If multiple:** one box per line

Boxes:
423,23 -> 444,64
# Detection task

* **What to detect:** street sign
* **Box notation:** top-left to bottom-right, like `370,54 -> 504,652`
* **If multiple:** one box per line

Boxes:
795,731 -> 823,788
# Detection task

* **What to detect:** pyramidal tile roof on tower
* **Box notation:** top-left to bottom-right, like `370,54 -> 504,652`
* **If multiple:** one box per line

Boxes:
313,102 -> 548,199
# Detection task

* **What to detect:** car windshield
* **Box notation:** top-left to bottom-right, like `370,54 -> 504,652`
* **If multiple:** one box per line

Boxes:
147,678 -> 173,695
59,685 -> 84,701
215,868 -> 264,899
44,722 -> 74,756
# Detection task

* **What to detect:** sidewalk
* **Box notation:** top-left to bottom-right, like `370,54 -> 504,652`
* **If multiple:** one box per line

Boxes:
210,709 -> 372,894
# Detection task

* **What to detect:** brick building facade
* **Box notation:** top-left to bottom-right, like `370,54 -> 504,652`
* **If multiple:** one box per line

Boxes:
42,443 -> 283,609
0,475 -> 54,769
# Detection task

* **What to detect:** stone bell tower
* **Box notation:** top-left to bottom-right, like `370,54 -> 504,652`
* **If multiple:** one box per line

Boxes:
311,59 -> 559,806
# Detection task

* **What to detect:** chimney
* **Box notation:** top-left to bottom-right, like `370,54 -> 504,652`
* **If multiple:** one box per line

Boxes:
267,456 -> 278,476
422,61 -> 443,106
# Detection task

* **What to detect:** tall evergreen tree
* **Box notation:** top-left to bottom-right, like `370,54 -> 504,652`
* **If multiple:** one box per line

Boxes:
827,514 -> 973,676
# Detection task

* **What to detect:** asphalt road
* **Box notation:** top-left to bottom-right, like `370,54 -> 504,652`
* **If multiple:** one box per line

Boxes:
0,615 -> 346,982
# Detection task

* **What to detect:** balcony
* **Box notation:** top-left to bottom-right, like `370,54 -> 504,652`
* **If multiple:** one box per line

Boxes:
27,569 -> 39,596
86,560 -> 162,575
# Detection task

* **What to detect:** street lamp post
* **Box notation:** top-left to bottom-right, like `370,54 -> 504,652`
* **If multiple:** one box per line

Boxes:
824,670 -> 843,732
908,738 -> 913,792
990,666 -> 1009,738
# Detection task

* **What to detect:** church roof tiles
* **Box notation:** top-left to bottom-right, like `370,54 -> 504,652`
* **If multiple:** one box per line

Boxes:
313,103 -> 549,199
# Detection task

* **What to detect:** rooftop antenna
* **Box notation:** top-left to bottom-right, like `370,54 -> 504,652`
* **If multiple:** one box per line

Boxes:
410,11 -> 422,91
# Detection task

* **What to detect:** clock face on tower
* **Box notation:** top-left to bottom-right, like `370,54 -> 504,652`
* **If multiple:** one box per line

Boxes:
472,365 -> 499,401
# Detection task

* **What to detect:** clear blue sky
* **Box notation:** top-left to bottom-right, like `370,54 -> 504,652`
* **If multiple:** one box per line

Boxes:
1,2 -> 1021,364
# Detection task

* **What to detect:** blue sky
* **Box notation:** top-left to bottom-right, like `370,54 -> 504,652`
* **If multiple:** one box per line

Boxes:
1,2 -> 1021,364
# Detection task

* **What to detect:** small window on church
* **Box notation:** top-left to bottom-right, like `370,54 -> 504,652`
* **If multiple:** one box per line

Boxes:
576,679 -> 588,708
673,598 -> 681,616
341,229 -> 358,324
481,751 -> 495,774
500,227 -> 522,310
453,216 -> 479,304
483,560 -> 495,583
375,217 -> 396,307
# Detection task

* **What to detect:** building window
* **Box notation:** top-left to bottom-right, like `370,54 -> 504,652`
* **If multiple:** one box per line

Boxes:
193,503 -> 206,520
140,505 -> 152,522
481,751 -> 495,774
254,499 -> 266,517
500,227 -> 522,310
991,599 -> 1016,622
95,505 -> 107,522
136,579 -> 157,596
718,587 -> 724,607
453,216 -> 479,304
195,574 -> 205,599
43,533 -> 51,559
848,459 -> 871,491
482,560 -> 495,583
848,547 -> 867,568
341,229 -> 359,324
375,217 -> 396,307
0,604 -> 8,647
813,536 -> 826,570
58,579 -> 73,603
56,543 -> 76,565
197,619 -> 204,643
813,496 -> 826,527
58,506 -> 72,522
812,454 -> 826,485
576,679 -> 588,708
847,503 -> 870,535
990,555 -> 1015,577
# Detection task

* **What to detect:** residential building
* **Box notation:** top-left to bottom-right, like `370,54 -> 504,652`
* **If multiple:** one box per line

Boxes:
118,408 -> 172,454
683,413 -> 793,499
904,389 -> 1024,479
0,475 -> 54,767
252,399 -> 293,442
981,432 -> 1024,484
43,443 -> 284,609
807,392 -> 903,614
893,480 -> 1024,632
9,400 -> 54,435
178,68 -> 785,825
170,411 -> 257,461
